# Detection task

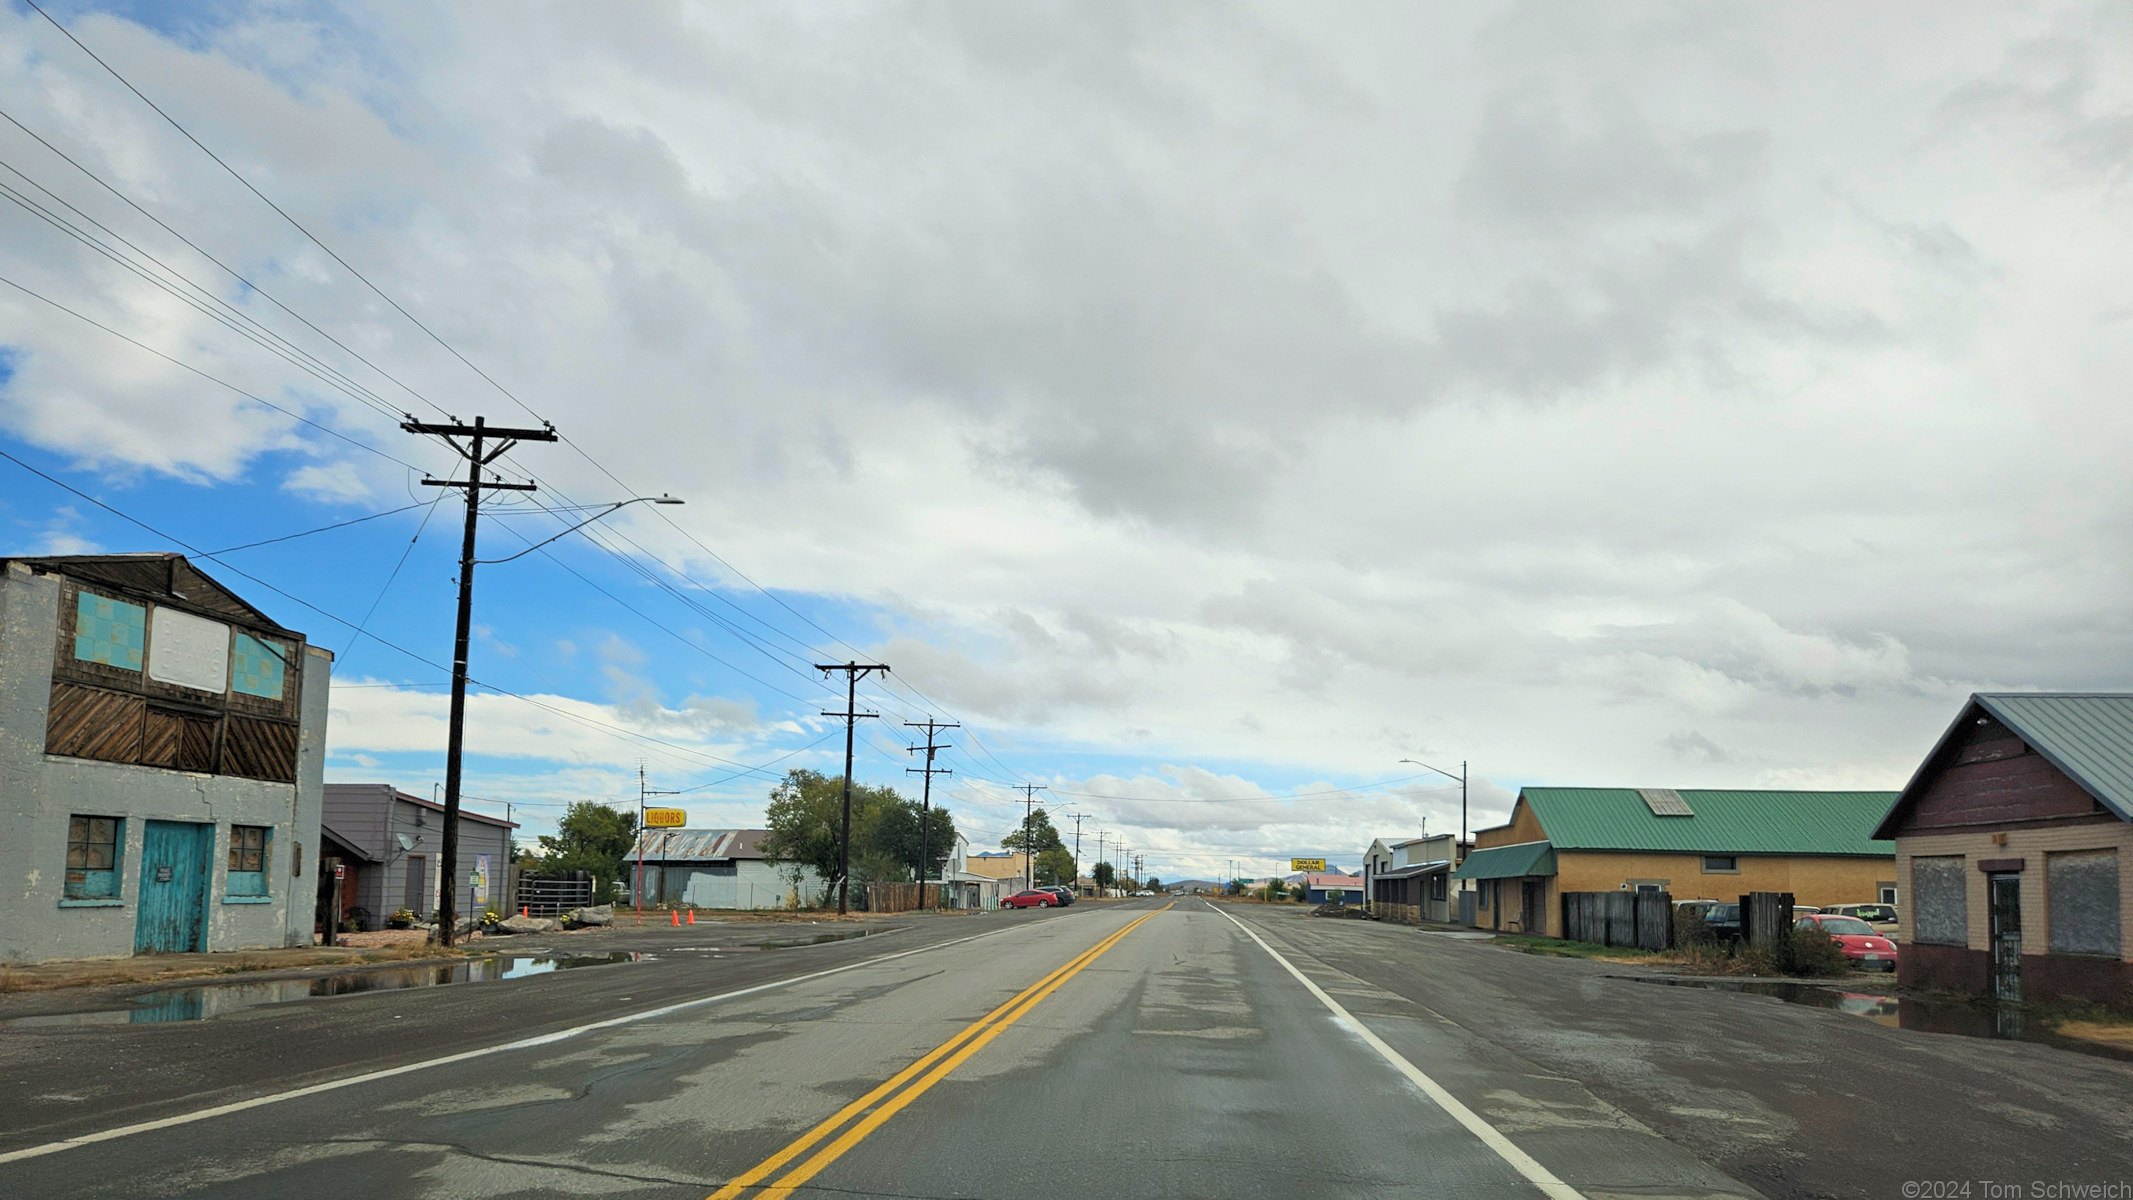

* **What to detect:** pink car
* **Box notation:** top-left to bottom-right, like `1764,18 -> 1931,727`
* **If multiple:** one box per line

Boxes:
1003,890 -> 1058,909
1796,913 -> 1898,971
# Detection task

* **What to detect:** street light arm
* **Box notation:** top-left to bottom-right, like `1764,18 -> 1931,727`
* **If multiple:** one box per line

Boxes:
1398,758 -> 1463,784
474,495 -> 682,564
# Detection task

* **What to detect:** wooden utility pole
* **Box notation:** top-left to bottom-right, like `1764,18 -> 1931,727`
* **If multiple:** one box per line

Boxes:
817,661 -> 890,914
403,415 -> 555,946
637,766 -> 677,918
904,719 -> 957,910
1014,783 -> 1047,890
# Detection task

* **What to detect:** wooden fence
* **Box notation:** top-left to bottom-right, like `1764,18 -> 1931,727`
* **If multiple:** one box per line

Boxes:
864,882 -> 925,914
1561,890 -> 1675,952
1742,892 -> 1795,949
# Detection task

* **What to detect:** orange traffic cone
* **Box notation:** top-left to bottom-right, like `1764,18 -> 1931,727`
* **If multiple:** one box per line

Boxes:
520,907 -> 528,918
687,910 -> 696,925
670,909 -> 680,927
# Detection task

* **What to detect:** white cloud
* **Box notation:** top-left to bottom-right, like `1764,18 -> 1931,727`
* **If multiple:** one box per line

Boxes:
5,3 -> 2131,865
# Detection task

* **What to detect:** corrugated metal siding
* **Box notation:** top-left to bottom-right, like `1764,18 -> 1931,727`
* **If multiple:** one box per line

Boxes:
1522,789 -> 1896,855
1979,694 -> 2133,822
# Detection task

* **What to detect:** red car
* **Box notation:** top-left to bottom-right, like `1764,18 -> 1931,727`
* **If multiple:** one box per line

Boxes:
1003,889 -> 1059,909
1796,913 -> 1899,971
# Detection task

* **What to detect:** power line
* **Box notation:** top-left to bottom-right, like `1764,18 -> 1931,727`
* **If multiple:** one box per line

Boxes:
16,1 -> 1044,796
0,448 -> 817,784
201,500 -> 431,555
0,271 -> 419,471
0,103 -> 456,423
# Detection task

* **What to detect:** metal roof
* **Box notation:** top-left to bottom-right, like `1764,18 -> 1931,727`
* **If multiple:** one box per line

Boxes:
1517,788 -> 1896,856
1875,693 -> 2133,836
629,828 -> 770,862
1378,860 -> 1451,879
1453,841 -> 1557,880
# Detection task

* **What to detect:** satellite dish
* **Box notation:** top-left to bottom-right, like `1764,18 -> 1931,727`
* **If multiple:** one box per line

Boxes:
396,833 -> 417,852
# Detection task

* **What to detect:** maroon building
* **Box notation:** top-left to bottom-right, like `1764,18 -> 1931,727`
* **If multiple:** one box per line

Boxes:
1874,693 -> 2132,1011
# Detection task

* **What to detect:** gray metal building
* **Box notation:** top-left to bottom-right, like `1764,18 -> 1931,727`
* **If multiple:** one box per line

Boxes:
630,828 -> 823,909
321,783 -> 515,929
0,555 -> 330,964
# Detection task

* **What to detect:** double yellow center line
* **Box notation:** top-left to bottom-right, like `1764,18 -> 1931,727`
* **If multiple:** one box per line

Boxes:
709,904 -> 1171,1200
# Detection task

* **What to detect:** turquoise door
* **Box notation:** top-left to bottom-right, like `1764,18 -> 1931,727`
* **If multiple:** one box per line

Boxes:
135,820 -> 212,954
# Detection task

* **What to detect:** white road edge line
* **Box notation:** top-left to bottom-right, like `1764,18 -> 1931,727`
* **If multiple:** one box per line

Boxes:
1210,904 -> 1586,1200
0,914 -> 1097,1166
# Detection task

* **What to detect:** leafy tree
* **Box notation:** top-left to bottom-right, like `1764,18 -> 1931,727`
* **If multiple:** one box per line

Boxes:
1145,876 -> 1163,891
1001,807 -> 1065,856
761,769 -> 955,901
1224,878 -> 1245,896
1034,846 -> 1075,886
1091,861 -> 1116,889
535,802 -> 638,895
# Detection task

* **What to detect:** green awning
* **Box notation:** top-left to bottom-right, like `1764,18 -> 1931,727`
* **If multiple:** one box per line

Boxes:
1453,841 -> 1556,881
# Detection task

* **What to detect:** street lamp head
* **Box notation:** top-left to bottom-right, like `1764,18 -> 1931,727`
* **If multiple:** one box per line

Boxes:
649,494 -> 683,505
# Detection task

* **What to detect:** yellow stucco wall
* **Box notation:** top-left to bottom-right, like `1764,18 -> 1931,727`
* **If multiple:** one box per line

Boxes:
1468,797 -> 1896,937
1554,852 -> 1893,908
963,856 -> 1025,882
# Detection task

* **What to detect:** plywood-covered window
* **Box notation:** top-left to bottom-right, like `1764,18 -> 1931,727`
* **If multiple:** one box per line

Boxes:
1912,856 -> 1968,945
227,824 -> 270,896
64,815 -> 122,900
2047,850 -> 2120,958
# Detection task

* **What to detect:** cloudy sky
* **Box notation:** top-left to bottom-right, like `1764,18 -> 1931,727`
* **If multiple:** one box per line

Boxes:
3,1 -> 2128,881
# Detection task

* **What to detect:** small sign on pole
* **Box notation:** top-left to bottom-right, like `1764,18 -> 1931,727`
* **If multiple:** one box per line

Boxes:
334,864 -> 346,880
1290,858 -> 1326,872
645,808 -> 687,828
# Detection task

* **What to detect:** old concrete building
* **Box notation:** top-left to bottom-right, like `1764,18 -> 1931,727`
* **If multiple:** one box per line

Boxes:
320,783 -> 516,929
1875,693 -> 2133,1012
0,554 -> 330,964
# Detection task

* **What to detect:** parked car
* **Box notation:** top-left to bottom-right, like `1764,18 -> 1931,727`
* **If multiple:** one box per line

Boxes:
1038,885 -> 1075,906
1824,903 -> 1899,930
1702,902 -> 1743,943
1796,913 -> 1899,971
1004,889 -> 1059,908
1791,904 -> 1822,916
1673,899 -> 1721,919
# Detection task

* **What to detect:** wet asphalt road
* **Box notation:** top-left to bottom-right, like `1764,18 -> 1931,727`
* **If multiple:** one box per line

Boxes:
1,899 -> 2128,1199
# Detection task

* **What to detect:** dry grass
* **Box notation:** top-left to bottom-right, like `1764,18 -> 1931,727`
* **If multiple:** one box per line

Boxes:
2049,1019 -> 2133,1049
0,942 -> 465,994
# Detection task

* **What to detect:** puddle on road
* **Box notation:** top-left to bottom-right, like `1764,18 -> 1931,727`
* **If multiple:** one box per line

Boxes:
5,953 -> 648,1027
1631,977 -> 2133,1063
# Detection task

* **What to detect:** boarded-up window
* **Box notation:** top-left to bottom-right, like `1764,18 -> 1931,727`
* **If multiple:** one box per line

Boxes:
220,716 -> 298,782
141,707 -> 219,772
1913,856 -> 1968,945
45,682 -> 145,763
2048,850 -> 2121,958
73,592 -> 145,670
